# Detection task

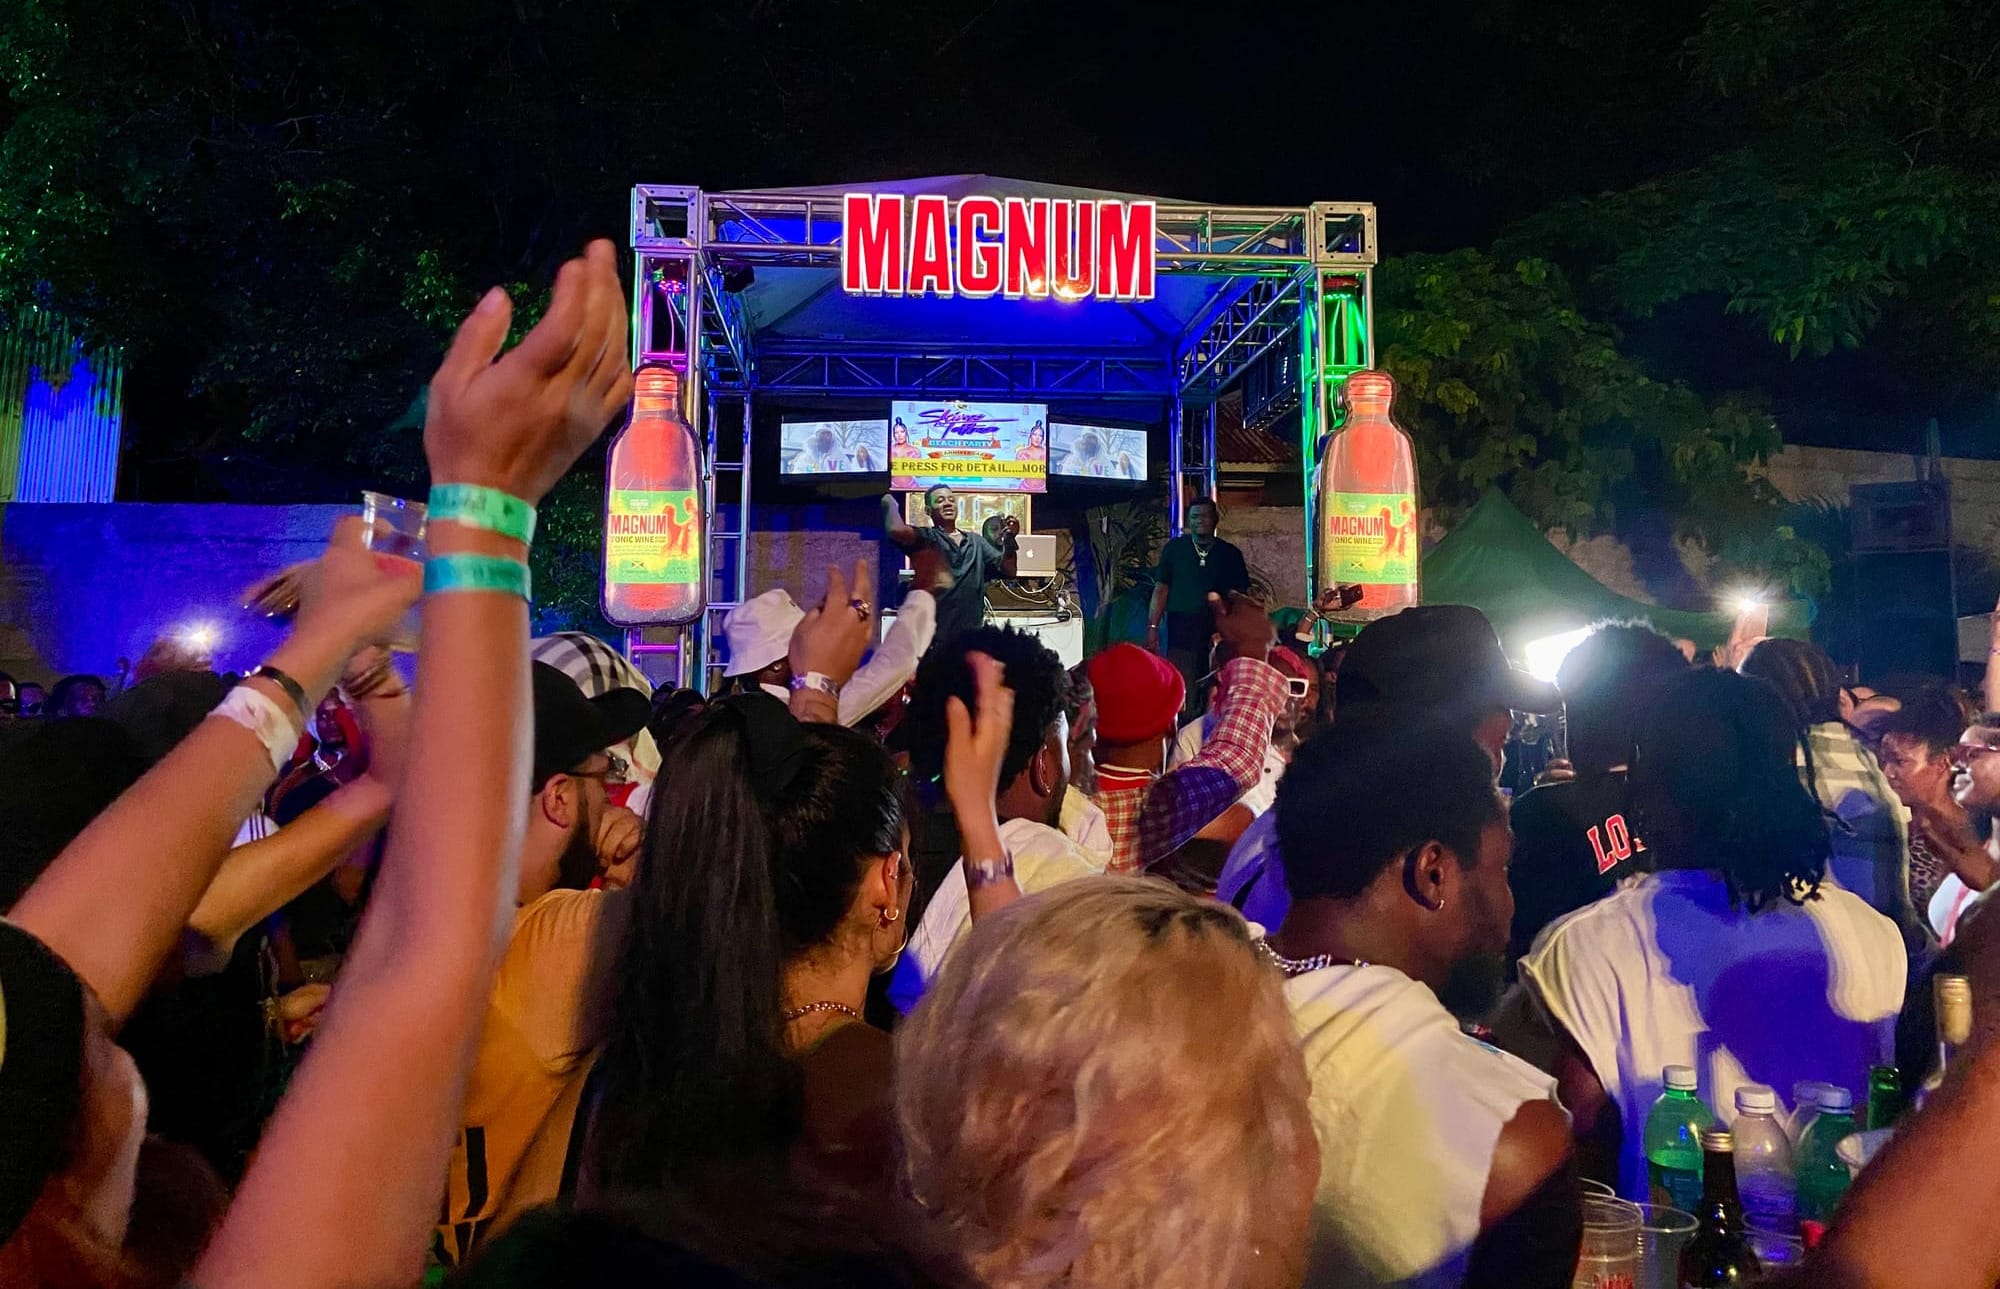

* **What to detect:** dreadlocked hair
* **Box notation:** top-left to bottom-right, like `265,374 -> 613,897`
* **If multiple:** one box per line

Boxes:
1739,637 -> 1845,830
1632,668 -> 1829,913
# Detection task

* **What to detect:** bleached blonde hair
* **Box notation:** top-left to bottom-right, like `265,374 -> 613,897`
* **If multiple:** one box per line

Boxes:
894,877 -> 1317,1289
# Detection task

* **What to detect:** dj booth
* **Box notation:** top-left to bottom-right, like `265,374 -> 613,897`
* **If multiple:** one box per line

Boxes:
610,176 -> 1377,688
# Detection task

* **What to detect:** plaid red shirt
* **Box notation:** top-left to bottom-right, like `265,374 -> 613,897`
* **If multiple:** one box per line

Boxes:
1093,655 -> 1289,877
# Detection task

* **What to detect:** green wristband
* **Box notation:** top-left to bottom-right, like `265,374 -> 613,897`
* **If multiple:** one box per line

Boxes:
427,483 -> 537,545
424,553 -> 532,602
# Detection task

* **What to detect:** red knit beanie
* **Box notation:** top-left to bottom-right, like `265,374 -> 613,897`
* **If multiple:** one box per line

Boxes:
1088,643 -> 1187,744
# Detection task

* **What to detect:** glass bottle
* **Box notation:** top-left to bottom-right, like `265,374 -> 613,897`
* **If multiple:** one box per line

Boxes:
1865,1064 -> 1901,1131
1915,973 -> 1972,1113
1680,1129 -> 1762,1287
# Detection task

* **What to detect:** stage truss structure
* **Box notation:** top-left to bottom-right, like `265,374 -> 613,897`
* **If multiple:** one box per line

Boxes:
626,184 -> 1377,689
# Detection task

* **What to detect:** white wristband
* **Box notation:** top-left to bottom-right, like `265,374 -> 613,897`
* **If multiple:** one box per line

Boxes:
210,684 -> 302,773
789,671 -> 842,699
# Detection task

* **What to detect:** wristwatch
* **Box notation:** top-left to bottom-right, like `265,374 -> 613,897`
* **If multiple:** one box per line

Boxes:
789,671 -> 842,699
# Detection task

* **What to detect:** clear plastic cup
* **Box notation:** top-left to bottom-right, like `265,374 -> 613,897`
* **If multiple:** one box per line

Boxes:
1573,1194 -> 1643,1289
1579,1177 -> 1618,1199
361,491 -> 426,650
1746,1220 -> 1804,1269
1633,1203 -> 1699,1289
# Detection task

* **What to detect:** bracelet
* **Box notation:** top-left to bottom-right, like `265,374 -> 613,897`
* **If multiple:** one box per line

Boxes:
211,685 -> 302,773
428,483 -> 537,545
424,553 -> 532,601
246,664 -> 309,725
789,671 -> 842,699
963,855 -> 1016,891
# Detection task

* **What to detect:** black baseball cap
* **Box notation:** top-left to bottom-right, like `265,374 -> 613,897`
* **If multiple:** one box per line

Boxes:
1336,605 -> 1560,719
533,662 -> 650,786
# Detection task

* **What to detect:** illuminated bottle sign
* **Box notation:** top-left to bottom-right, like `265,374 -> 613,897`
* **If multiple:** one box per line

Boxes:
1318,369 -> 1419,620
602,365 -> 706,627
841,193 -> 1157,301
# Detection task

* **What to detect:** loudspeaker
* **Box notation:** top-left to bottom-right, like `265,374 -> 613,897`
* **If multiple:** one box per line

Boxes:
1852,549 -> 1958,681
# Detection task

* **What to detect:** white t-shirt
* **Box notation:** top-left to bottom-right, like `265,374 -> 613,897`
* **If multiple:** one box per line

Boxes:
1519,868 -> 1904,1198
887,816 -> 1102,1013
1929,873 -> 1980,946
1290,962 -> 1561,1288
1170,716 -> 1286,815
1059,786 -> 1114,868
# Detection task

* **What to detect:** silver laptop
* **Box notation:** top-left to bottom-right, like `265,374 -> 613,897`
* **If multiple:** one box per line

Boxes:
1013,533 -> 1057,577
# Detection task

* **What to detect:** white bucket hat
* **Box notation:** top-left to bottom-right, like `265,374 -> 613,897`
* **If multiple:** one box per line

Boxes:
723,589 -> 805,677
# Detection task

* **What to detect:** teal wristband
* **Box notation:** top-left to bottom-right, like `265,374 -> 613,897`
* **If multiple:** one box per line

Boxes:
427,483 -> 537,545
424,553 -> 532,602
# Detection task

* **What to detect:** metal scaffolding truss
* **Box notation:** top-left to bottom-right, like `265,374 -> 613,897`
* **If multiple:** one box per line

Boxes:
624,181 -> 1379,687
631,186 -> 1378,275
1176,274 -> 1308,398
755,347 -> 1173,400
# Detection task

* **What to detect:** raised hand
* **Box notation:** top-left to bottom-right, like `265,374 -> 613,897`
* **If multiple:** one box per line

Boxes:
425,239 -> 634,504
291,516 -> 425,652
944,651 -> 1014,820
133,633 -> 216,682
1210,590 -> 1276,664
788,560 -> 877,688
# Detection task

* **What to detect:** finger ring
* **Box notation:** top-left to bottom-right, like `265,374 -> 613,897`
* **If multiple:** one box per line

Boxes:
850,598 -> 871,621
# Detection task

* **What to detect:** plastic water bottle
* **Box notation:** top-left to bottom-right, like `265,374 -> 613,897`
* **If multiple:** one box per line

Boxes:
1644,1064 -> 1717,1211
1795,1087 -> 1856,1223
1786,1080 -> 1834,1146
1733,1084 -> 1796,1232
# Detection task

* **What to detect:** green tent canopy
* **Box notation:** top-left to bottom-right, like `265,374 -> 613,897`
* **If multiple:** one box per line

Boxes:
1417,489 -> 1808,654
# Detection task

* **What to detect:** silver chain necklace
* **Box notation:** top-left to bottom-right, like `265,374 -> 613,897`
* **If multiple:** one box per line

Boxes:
1191,536 -> 1214,568
783,1000 -> 863,1024
1257,939 -> 1368,978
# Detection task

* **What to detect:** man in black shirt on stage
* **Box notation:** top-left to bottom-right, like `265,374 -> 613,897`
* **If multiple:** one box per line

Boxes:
883,485 -> 1017,653
1507,622 -> 1688,960
1147,497 -> 1251,709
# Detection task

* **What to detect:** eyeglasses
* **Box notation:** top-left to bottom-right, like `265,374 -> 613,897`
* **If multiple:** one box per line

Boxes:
1950,743 -> 2000,770
570,751 -> 631,786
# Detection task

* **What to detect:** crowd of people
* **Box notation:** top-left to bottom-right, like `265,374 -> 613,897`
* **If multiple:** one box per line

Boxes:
9,241 -> 2000,1289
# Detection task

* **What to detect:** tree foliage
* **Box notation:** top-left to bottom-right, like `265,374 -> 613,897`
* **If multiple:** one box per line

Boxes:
1376,249 -> 1828,594
1501,0 -> 2000,385
0,0 -> 1035,496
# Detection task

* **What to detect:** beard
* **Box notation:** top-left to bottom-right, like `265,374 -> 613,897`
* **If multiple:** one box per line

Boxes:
554,814 -> 600,892
1436,950 -> 1508,1023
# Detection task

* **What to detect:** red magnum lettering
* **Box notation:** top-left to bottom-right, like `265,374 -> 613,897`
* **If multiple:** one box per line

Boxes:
1096,200 -> 1156,300
957,196 -> 1003,297
842,193 -> 905,294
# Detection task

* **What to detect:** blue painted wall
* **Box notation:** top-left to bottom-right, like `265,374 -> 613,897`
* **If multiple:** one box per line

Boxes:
0,503 -> 348,682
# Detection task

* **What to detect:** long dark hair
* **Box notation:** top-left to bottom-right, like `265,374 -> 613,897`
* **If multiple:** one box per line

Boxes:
585,697 -> 903,1197
1632,669 -> 1829,912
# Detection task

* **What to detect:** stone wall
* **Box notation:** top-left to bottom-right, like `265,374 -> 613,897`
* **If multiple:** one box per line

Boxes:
1759,445 -> 2000,559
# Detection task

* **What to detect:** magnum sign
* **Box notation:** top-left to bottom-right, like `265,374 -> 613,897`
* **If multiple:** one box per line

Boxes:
841,194 -> 1157,302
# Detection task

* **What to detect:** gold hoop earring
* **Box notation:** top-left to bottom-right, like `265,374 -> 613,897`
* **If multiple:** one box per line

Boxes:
879,907 -> 900,926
